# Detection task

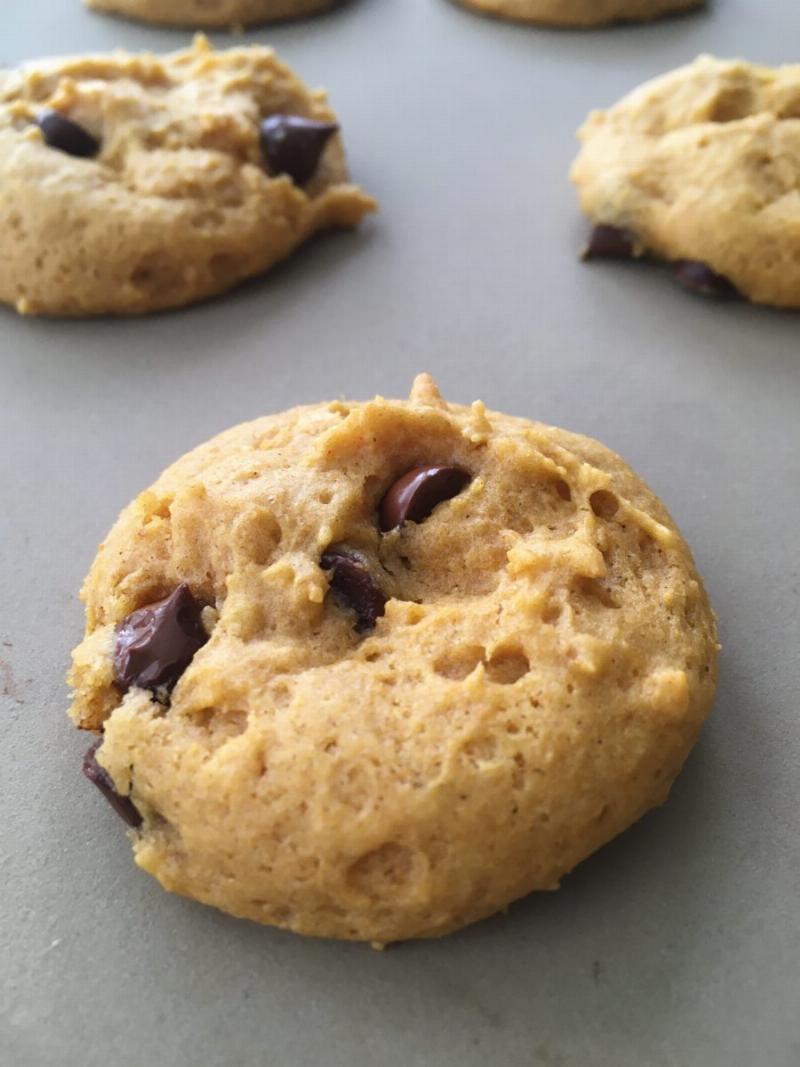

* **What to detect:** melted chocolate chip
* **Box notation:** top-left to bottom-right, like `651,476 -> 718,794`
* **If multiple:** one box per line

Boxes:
259,115 -> 338,185
37,109 -> 99,158
113,583 -> 208,694
673,260 -> 739,299
320,548 -> 386,632
379,466 -> 471,532
582,224 -> 636,260
83,739 -> 142,828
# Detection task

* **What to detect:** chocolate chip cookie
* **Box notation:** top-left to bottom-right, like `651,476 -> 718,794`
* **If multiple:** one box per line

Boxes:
572,56 -> 800,307
69,375 -> 719,943
86,0 -> 338,27
453,0 -> 700,26
0,35 -> 374,316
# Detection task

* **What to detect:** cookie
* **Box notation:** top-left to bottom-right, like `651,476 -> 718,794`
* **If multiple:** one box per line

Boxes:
69,375 -> 718,943
0,36 -> 374,316
453,0 -> 700,27
86,0 -> 338,27
571,56 -> 800,308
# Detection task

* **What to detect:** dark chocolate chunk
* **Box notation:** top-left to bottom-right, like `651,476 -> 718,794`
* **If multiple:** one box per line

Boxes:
320,548 -> 386,632
113,583 -> 208,694
581,224 -> 636,260
673,260 -> 739,299
259,115 -> 338,185
379,466 -> 471,532
37,109 -> 99,158
82,739 -> 142,829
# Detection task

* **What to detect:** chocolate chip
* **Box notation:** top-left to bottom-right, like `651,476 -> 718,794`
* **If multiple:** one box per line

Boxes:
36,109 -> 99,158
259,115 -> 338,185
673,260 -> 739,299
320,548 -> 386,632
113,583 -> 208,694
379,466 -> 471,533
82,739 -> 142,828
581,224 -> 636,260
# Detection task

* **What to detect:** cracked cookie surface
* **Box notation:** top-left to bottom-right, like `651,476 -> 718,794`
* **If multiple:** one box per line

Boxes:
454,0 -> 699,27
69,375 -> 718,942
85,0 -> 338,27
0,35 -> 374,316
571,56 -> 800,308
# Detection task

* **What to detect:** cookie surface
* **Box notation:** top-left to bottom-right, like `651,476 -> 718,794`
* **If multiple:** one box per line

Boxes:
69,375 -> 718,943
0,36 -> 374,316
453,0 -> 699,26
571,56 -> 800,308
86,0 -> 337,27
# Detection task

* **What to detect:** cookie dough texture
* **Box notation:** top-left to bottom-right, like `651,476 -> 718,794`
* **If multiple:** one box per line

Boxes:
0,36 -> 374,316
572,56 -> 800,308
69,376 -> 718,943
86,0 -> 337,27
454,0 -> 699,27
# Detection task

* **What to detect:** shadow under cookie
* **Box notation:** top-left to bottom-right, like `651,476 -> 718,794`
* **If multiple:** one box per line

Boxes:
450,0 -> 702,28
84,0 -> 348,29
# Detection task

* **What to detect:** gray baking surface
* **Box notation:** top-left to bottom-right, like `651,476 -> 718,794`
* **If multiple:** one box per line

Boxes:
1,1 -> 798,1064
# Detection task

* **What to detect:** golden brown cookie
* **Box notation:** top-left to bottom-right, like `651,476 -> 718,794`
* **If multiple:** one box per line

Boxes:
572,56 -> 800,307
86,0 -> 338,27
0,36 -> 374,316
453,0 -> 700,27
69,375 -> 718,943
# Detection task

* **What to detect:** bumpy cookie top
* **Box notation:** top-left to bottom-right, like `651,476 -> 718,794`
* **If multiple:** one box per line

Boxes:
571,56 -> 800,307
0,36 -> 374,315
69,376 -> 718,942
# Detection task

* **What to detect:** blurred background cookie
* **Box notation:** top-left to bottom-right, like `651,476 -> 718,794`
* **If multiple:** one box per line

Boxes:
0,35 -> 374,316
572,55 -> 800,308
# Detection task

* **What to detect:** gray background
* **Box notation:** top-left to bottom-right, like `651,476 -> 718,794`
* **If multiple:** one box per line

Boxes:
1,1 -> 798,1064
